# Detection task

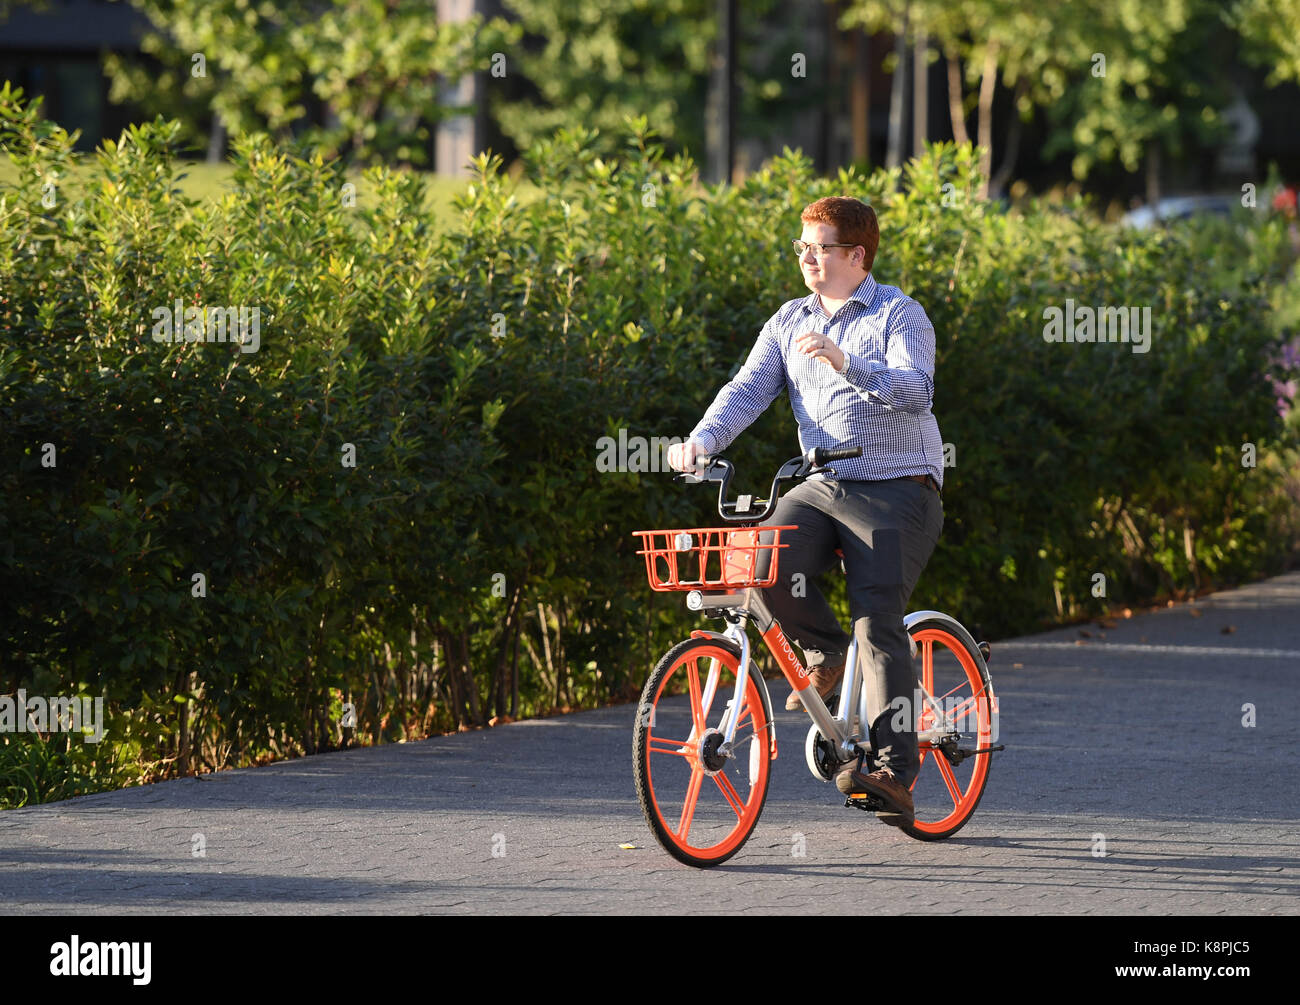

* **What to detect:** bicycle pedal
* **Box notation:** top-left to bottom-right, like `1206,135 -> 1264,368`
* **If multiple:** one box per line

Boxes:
843,793 -> 888,812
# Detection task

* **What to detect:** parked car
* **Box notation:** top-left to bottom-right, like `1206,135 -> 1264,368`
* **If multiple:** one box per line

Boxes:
1121,194 -> 1239,229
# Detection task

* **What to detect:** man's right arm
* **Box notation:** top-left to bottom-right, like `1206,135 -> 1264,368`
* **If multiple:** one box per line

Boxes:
686,321 -> 787,457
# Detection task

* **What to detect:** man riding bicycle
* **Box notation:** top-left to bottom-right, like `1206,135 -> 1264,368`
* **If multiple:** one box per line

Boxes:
666,196 -> 944,827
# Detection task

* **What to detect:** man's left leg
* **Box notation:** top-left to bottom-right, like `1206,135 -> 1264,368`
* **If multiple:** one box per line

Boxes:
830,478 -> 943,819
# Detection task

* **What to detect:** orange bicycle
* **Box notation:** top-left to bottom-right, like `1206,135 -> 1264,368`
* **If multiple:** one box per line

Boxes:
632,447 -> 1002,867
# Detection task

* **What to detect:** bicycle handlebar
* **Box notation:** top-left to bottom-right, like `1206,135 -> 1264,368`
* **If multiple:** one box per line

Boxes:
810,445 -> 863,465
675,445 -> 863,524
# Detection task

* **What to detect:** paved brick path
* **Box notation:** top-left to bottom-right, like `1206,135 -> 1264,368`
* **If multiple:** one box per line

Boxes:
3,572 -> 1298,914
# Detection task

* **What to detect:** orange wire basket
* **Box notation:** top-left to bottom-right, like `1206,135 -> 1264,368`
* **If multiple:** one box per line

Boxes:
632,526 -> 798,592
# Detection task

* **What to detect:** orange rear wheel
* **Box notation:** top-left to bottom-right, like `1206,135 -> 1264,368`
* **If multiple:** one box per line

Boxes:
633,638 -> 772,867
900,621 -> 995,841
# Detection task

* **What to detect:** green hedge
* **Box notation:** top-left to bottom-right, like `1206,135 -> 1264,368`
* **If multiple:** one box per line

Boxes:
2,84 -> 1297,805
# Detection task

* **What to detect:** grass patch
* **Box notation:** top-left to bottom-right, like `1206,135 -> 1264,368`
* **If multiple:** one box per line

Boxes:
0,158 -> 525,233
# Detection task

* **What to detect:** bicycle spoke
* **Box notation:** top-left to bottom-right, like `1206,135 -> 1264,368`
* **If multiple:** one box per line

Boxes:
649,736 -> 696,757
941,690 -> 987,728
729,729 -> 762,775
713,772 -> 745,819
686,658 -> 705,736
677,767 -> 704,840
934,749 -> 963,808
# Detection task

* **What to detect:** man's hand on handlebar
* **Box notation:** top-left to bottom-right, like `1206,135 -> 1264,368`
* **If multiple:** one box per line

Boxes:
667,439 -> 706,473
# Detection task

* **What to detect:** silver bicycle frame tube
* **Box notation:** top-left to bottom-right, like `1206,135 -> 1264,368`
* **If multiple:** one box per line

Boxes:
834,635 -> 862,753
700,656 -> 723,726
718,620 -> 751,743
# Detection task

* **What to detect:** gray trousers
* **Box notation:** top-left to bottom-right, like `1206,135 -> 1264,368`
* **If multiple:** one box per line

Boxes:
756,477 -> 943,787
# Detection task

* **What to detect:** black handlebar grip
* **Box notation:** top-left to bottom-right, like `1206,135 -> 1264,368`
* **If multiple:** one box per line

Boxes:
815,446 -> 863,463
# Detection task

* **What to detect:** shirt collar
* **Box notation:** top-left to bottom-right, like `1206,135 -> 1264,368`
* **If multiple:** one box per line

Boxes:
802,273 -> 877,318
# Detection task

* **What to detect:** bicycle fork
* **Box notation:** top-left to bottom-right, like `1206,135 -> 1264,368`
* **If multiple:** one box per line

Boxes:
689,620 -> 756,756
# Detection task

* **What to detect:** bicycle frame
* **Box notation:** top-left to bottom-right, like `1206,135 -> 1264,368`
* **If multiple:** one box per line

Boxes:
687,588 -> 994,764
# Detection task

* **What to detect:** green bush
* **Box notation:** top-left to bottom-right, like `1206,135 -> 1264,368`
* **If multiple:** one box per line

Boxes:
2,83 -> 1297,806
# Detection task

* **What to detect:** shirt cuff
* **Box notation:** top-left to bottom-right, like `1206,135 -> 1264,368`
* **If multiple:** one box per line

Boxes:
843,354 -> 877,386
689,429 -> 720,456
837,350 -> 851,374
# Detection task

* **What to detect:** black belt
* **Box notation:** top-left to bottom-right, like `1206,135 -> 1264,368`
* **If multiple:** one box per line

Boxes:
902,473 -> 942,495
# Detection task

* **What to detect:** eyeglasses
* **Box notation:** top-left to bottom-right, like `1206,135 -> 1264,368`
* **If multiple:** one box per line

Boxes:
792,240 -> 858,259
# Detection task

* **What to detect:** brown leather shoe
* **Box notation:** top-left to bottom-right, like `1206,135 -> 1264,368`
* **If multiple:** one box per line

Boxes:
785,662 -> 844,711
834,765 -> 915,827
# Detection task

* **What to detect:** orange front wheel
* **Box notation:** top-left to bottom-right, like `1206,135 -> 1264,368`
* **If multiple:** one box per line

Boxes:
632,638 -> 772,867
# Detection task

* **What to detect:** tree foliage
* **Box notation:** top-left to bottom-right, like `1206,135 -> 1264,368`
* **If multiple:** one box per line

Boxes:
492,0 -> 716,158
1229,0 -> 1300,86
103,0 -> 520,164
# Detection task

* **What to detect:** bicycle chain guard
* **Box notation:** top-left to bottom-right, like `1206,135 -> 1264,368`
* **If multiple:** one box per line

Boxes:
804,724 -> 845,782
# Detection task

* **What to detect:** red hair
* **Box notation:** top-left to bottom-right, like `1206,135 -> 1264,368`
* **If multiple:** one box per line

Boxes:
800,197 -> 879,273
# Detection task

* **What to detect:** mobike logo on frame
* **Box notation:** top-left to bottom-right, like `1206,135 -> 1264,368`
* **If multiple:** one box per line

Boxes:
765,625 -> 809,682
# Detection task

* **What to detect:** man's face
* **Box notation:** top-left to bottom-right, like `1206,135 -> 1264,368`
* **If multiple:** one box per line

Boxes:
798,221 -> 862,294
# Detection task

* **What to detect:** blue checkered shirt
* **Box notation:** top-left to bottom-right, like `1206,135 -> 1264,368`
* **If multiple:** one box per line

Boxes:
689,274 -> 944,486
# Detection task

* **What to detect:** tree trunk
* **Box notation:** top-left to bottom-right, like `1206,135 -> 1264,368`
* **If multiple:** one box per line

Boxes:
206,112 -> 226,163
510,608 -> 522,719
885,8 -> 909,170
176,669 -> 192,774
395,636 -> 409,738
945,46 -> 970,146
912,29 -> 928,157
976,40 -> 999,199
989,78 -> 1027,198
852,29 -> 871,162
1146,141 -> 1162,209
439,631 -> 464,728
706,0 -> 736,182
494,585 -> 523,720
537,602 -> 556,708
459,632 -> 482,726
555,603 -> 570,707
1183,520 -> 1200,590
822,0 -> 839,171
